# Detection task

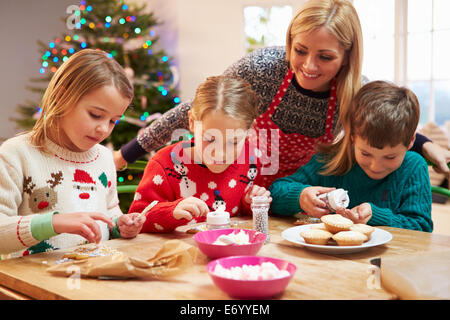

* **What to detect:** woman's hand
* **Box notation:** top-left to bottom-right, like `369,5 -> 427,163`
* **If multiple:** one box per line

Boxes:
173,196 -> 209,221
299,186 -> 336,218
422,141 -> 450,175
116,212 -> 145,238
113,150 -> 128,170
244,185 -> 272,204
52,212 -> 114,243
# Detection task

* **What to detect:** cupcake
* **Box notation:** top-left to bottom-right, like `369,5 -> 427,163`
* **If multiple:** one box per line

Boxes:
310,223 -> 327,231
332,231 -> 368,246
321,214 -> 353,234
300,229 -> 333,245
350,224 -> 375,238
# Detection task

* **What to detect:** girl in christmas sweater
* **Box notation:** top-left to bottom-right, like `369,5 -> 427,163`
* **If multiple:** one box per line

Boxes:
129,76 -> 271,233
0,49 -> 144,259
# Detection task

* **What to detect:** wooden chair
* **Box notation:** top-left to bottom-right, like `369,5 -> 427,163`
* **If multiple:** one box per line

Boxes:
426,159 -> 450,199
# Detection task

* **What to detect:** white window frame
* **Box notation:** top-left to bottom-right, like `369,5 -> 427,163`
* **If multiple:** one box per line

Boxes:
370,0 -> 449,125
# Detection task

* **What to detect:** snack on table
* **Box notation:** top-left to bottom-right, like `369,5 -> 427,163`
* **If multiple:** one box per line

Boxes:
300,229 -> 333,245
350,224 -> 375,238
186,224 -> 208,234
321,214 -> 353,233
310,223 -> 327,231
332,231 -> 368,246
60,243 -> 121,262
299,215 -> 374,247
293,215 -> 320,225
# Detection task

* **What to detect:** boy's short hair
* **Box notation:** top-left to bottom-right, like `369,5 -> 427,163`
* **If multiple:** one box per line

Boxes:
351,80 -> 420,149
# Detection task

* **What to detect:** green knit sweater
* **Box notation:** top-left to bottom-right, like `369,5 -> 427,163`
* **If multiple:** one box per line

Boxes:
269,151 -> 433,232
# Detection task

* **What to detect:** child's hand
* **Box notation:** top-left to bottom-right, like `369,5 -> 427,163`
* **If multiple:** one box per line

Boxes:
336,203 -> 372,224
52,212 -> 114,244
116,213 -> 145,238
299,186 -> 336,218
244,185 -> 272,204
173,196 -> 209,221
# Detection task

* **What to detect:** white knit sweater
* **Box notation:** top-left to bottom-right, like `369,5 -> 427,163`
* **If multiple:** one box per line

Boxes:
0,133 -> 122,258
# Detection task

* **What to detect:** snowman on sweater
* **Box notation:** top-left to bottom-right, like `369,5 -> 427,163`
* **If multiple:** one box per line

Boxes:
166,152 -> 197,198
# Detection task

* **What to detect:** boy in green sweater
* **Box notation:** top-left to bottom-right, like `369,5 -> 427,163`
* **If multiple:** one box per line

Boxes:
269,81 -> 433,232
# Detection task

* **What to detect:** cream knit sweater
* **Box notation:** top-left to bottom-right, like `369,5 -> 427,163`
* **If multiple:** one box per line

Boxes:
0,133 -> 122,258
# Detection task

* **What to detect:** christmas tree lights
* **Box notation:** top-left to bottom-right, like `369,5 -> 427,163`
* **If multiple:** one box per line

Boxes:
13,0 -> 182,211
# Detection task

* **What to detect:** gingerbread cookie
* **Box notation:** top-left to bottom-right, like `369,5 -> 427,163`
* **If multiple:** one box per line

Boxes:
62,244 -> 120,260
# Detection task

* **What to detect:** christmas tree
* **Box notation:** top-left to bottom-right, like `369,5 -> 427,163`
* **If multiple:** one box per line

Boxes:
12,0 -> 181,211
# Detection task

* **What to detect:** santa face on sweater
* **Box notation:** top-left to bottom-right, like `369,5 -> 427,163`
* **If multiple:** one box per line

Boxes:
72,169 -> 98,211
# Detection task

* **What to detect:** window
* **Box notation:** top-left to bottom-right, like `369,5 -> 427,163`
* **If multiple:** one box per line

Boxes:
244,5 -> 292,53
354,0 -> 450,127
353,0 -> 395,82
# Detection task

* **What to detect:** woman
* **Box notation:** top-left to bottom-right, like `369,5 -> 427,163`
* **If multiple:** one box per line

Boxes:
115,0 -> 449,187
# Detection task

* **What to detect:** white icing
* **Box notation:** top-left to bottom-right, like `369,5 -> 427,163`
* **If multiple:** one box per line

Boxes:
213,261 -> 290,280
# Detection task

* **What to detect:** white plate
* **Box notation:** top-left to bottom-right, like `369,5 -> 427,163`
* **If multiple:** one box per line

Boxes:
281,225 -> 393,254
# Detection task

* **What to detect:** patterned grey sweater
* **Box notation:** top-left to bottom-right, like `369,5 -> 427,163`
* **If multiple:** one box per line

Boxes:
121,46 -> 338,163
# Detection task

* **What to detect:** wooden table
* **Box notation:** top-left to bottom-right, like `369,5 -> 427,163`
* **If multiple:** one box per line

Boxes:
0,215 -> 449,300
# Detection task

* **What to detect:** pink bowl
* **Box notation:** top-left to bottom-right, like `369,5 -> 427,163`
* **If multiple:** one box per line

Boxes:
193,228 -> 266,259
207,256 -> 297,299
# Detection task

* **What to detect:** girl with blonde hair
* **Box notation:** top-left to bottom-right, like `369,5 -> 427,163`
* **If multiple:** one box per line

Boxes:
0,49 -> 144,258
270,81 -> 433,232
129,76 -> 270,233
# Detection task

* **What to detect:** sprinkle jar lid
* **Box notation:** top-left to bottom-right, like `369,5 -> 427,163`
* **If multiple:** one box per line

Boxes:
251,196 -> 270,204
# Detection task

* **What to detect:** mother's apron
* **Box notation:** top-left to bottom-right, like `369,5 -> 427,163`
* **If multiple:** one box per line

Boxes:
251,69 -> 337,188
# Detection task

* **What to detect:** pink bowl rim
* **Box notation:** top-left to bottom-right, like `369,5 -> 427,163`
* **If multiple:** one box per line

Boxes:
206,255 -> 297,282
193,228 -> 266,246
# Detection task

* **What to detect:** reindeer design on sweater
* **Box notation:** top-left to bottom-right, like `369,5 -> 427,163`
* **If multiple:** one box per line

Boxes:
165,151 -> 197,198
23,171 -> 64,213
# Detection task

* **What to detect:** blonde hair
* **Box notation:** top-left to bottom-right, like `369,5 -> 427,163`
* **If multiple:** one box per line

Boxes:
30,49 -> 133,150
191,76 -> 259,128
318,81 -> 421,175
286,0 -> 363,129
